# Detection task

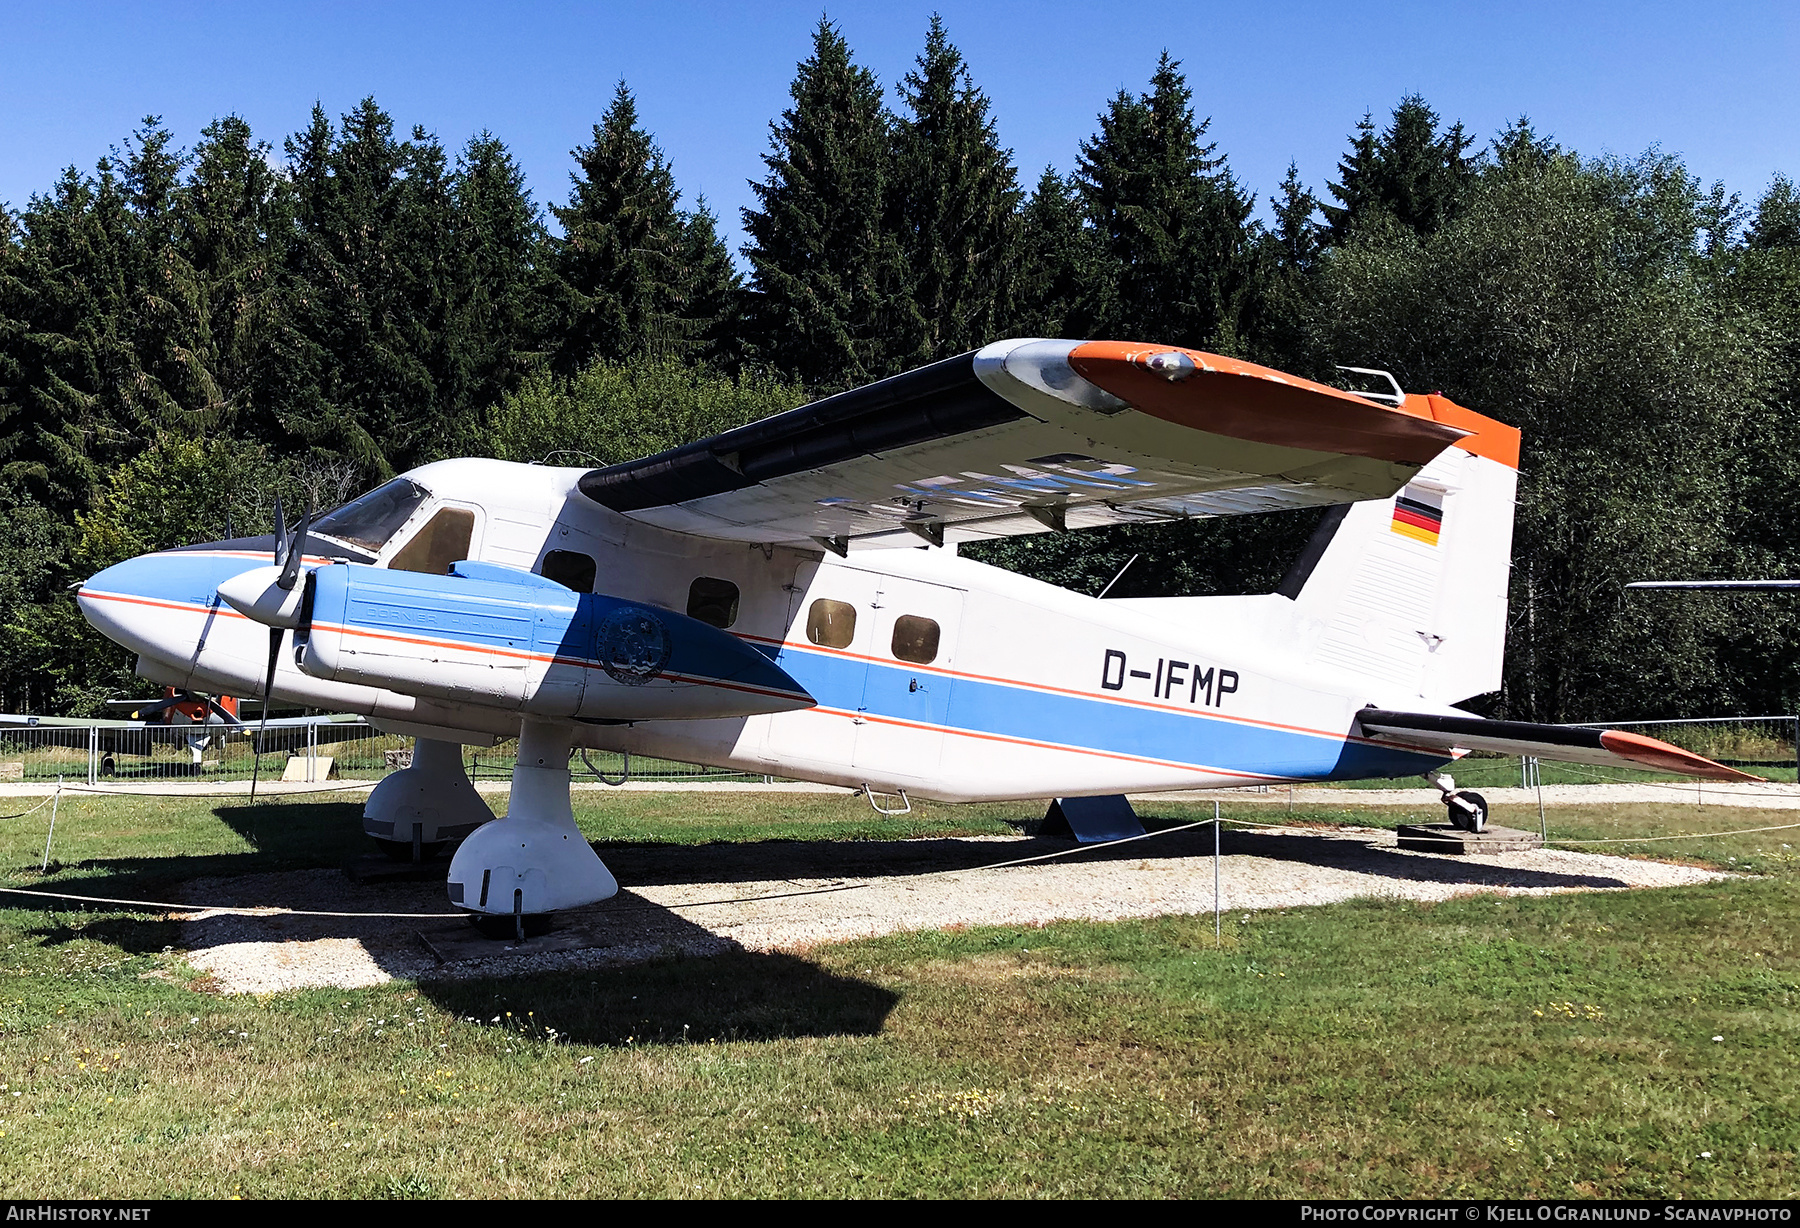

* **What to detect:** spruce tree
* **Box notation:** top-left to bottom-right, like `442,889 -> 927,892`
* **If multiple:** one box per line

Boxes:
1323,96 -> 1476,242
888,16 -> 1020,363
1243,161 -> 1324,370
552,83 -> 689,371
282,99 -> 459,475
181,115 -> 299,445
1010,167 -> 1093,338
1074,53 -> 1256,348
670,198 -> 744,369
742,17 -> 900,388
446,132 -> 551,449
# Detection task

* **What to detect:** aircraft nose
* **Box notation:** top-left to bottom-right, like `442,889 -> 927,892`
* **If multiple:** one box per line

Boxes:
78,555 -> 170,656
78,550 -> 230,667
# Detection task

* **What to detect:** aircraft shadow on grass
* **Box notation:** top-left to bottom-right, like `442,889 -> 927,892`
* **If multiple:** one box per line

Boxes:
7,804 -> 1643,1043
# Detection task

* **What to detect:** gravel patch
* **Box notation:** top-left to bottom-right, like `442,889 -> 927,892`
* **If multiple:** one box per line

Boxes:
176,824 -> 1731,995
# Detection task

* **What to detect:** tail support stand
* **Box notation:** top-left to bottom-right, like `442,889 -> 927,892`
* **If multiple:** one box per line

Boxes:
1426,771 -> 1489,834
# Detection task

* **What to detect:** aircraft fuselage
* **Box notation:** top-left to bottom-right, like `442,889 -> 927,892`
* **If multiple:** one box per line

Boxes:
79,457 -> 1451,803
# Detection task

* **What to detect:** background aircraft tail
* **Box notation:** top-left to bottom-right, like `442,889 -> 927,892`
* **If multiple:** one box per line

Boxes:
1276,395 -> 1521,705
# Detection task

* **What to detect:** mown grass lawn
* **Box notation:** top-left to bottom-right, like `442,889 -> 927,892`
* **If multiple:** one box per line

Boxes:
0,789 -> 1792,1198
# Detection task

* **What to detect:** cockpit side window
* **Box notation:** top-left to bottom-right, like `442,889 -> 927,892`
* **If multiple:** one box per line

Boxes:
314,478 -> 431,551
388,507 -> 476,575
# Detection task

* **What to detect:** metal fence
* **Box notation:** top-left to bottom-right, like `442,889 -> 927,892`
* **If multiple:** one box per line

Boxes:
0,720 -> 767,786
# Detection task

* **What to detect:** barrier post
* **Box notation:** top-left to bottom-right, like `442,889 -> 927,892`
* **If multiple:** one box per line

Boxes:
88,726 -> 97,786
1213,800 -> 1221,945
42,778 -> 61,872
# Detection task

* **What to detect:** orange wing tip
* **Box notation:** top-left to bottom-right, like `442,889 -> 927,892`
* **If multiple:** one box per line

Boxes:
1598,729 -> 1765,783
1067,341 -> 1519,471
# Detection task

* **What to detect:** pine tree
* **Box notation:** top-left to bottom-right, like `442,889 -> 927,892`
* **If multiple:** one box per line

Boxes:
742,17 -> 901,388
888,16 -> 1020,363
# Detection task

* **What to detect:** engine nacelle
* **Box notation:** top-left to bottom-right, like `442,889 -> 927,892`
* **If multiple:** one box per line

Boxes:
294,560 -> 812,721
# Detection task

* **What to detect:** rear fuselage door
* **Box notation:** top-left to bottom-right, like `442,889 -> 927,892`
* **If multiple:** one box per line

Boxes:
851,575 -> 964,787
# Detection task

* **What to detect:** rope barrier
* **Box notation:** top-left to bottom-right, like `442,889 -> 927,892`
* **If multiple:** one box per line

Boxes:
1546,820 -> 1800,845
0,792 -> 59,821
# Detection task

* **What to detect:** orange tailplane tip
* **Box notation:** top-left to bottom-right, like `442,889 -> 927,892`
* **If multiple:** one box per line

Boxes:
1598,729 -> 1765,783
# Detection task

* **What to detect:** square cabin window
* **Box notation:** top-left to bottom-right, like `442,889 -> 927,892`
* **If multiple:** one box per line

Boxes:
687,577 -> 741,629
806,598 -> 856,648
541,549 -> 597,593
891,615 -> 940,664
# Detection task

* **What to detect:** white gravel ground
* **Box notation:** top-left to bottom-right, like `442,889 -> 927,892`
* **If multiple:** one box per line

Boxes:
177,824 -> 1731,995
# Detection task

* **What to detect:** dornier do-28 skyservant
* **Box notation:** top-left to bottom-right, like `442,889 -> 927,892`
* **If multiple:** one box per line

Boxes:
76,339 -> 1752,932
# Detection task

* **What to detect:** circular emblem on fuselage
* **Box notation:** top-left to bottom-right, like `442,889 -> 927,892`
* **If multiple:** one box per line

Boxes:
596,606 -> 672,686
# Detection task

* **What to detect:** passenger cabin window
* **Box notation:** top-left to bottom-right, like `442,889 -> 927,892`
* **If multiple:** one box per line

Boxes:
388,507 -> 476,575
806,599 -> 856,649
542,549 -> 597,593
891,615 -> 940,665
313,477 -> 430,552
687,577 -> 740,629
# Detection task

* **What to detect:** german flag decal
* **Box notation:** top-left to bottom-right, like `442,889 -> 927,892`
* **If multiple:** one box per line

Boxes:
1391,487 -> 1444,546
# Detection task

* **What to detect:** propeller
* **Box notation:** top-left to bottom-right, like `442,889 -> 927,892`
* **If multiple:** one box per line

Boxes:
249,500 -> 309,802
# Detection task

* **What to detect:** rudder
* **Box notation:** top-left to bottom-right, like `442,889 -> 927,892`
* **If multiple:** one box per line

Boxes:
1281,395 -> 1520,706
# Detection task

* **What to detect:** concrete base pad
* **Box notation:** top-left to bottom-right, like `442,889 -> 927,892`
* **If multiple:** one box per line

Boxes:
414,913 -> 623,963
1396,822 -> 1545,854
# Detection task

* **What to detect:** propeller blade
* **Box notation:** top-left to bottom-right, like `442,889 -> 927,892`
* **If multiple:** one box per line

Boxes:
272,497 -> 287,568
278,503 -> 311,592
249,626 -> 282,802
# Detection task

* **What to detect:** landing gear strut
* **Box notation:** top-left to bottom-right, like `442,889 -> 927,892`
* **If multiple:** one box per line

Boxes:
1427,772 -> 1488,834
446,720 -> 618,933
363,737 -> 495,862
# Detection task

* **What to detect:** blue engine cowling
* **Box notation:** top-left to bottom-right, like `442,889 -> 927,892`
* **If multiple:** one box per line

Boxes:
294,560 -> 813,721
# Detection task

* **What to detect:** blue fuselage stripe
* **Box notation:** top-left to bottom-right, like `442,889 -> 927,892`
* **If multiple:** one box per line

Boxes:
765,642 -> 1446,781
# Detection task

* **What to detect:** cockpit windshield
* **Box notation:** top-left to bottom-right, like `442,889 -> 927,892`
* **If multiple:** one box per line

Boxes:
312,478 -> 431,551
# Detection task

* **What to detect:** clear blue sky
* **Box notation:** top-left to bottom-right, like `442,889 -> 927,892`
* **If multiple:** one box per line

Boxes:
3,1 -> 1794,255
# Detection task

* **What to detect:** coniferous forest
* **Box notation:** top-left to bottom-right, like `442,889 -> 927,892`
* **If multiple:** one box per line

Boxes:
4,17 -> 1799,725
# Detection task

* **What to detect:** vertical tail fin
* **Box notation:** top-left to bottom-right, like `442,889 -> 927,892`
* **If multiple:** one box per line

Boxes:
1283,396 -> 1521,705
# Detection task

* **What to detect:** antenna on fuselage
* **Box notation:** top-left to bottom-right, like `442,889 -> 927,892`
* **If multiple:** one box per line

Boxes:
1097,554 -> 1140,599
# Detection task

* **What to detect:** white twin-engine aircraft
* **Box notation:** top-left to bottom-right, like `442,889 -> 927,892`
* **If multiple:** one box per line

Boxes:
77,339 -> 1752,929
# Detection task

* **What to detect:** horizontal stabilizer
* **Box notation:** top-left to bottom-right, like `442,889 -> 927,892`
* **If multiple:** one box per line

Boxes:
1357,708 -> 1762,783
